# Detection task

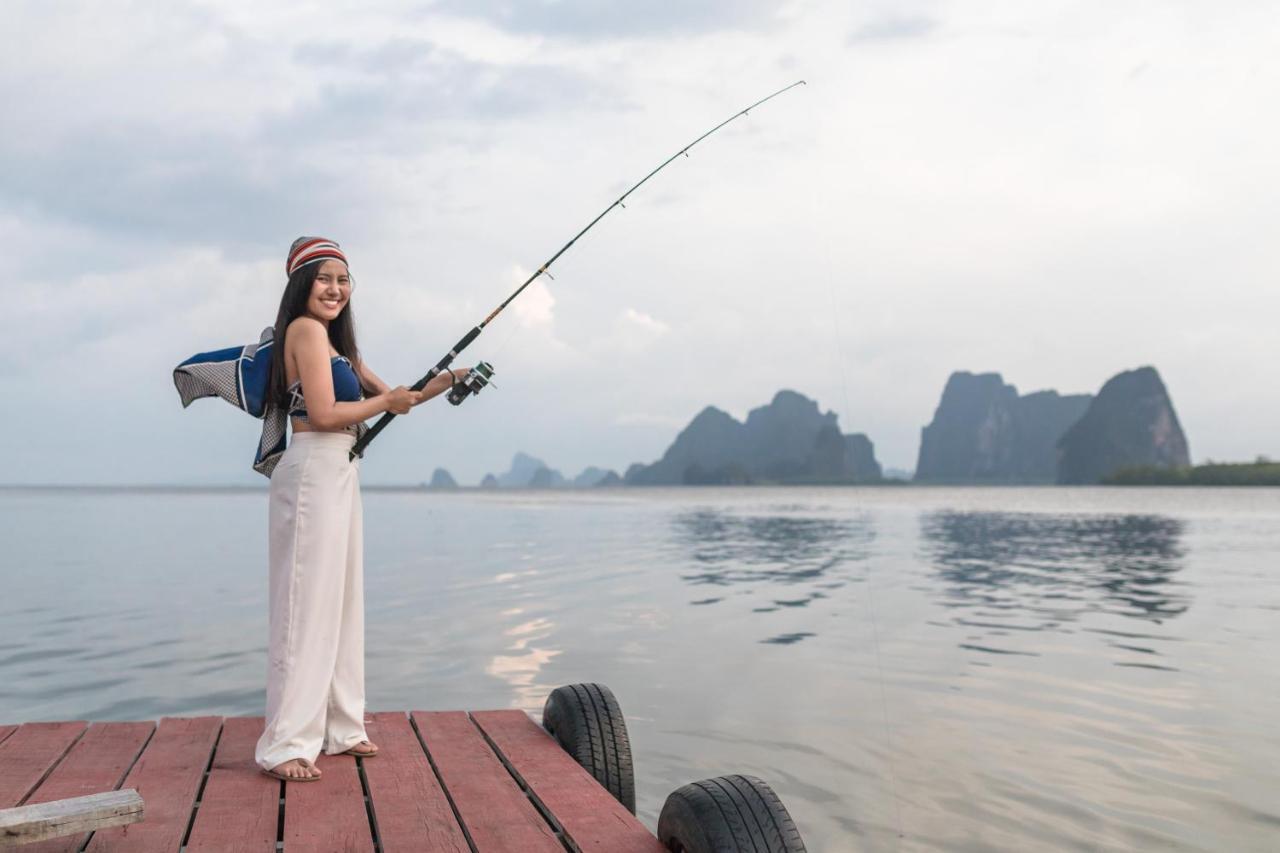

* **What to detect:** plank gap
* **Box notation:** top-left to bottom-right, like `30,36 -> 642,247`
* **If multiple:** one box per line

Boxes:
355,755 -> 382,853
77,722 -> 158,853
275,777 -> 284,851
467,712 -> 574,852
178,719 -> 223,851
407,712 -> 479,853
15,723 -> 90,808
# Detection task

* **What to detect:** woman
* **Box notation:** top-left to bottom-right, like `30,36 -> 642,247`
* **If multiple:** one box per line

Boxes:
253,237 -> 460,782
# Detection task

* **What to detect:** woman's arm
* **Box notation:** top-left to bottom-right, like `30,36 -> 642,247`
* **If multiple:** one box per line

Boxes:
358,358 -> 451,406
354,359 -> 391,396
290,318 -> 419,429
410,369 -> 457,405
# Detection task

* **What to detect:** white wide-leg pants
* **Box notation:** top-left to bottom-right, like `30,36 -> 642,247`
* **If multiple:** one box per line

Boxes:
255,430 -> 368,771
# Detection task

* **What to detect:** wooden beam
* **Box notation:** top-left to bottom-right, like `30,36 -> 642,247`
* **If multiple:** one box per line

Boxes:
472,710 -> 665,853
13,721 -> 153,853
0,789 -> 142,848
361,711 -> 468,853
184,718 -> 277,853
0,723 -> 88,808
283,752 -> 372,852
411,711 -> 562,853
83,716 -> 221,853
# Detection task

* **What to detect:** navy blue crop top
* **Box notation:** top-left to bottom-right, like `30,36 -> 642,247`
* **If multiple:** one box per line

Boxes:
286,355 -> 363,420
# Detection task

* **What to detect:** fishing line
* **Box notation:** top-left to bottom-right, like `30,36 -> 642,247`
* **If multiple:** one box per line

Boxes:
802,84 -> 905,846
351,80 -> 808,460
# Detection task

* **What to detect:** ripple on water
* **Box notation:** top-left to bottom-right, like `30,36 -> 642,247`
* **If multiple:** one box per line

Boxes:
0,647 -> 87,667
3,486 -> 1279,851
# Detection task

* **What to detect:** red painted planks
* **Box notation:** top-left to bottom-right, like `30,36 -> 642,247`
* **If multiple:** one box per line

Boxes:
84,715 -> 221,853
412,710 -> 561,853
472,710 -> 665,853
362,711 -> 469,853
185,716 -> 278,853
0,725 -> 18,746
18,721 -> 155,853
283,751 -> 373,852
0,721 -> 88,807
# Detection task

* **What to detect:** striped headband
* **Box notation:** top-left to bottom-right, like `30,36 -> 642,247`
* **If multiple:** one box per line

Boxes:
286,237 -> 348,277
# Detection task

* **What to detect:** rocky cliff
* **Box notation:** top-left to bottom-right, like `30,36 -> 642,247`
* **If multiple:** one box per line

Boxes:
572,466 -> 616,488
915,372 -> 1092,483
480,452 -> 567,488
428,468 -> 457,489
1057,366 -> 1190,484
625,390 -> 881,485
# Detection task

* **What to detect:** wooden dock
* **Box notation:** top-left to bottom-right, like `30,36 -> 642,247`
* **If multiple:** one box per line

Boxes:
0,709 -> 666,852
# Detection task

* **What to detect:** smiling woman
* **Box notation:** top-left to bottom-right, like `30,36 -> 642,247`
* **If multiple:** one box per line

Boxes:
254,239 -> 388,780
172,237 -> 469,782
246,237 -> 461,782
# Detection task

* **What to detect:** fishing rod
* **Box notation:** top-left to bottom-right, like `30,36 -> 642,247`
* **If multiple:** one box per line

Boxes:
350,79 -> 807,461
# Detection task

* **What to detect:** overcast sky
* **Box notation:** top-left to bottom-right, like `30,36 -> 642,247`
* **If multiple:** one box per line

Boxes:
3,0 -> 1277,485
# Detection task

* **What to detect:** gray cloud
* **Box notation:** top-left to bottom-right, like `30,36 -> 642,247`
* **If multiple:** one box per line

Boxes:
284,39 -> 618,124
0,129 -> 337,254
430,0 -> 786,38
847,14 -> 938,44
0,37 -> 615,254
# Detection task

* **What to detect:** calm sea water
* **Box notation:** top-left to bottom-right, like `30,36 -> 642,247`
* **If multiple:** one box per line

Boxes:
2,486 -> 1277,851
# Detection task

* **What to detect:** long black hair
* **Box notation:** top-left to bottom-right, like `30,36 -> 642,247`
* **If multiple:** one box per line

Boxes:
266,261 -> 360,410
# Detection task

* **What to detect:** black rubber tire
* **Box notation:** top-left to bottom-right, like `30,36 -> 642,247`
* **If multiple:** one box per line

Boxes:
658,775 -> 807,853
541,683 -> 636,813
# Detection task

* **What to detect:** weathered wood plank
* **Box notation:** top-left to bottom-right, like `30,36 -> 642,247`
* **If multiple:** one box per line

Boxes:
0,728 -> 17,748
0,789 -> 142,848
361,711 -> 468,853
472,710 -> 664,852
0,722 -> 88,808
412,711 -> 561,853
184,717 -> 277,853
83,716 -> 221,853
283,751 -> 372,852
16,721 -> 154,853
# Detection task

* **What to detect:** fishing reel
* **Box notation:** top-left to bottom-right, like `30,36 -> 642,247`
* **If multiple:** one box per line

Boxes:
447,361 -> 495,406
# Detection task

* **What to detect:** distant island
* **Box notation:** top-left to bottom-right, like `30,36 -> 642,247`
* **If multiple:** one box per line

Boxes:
625,390 -> 881,485
421,365 -> 1272,489
914,372 -> 1092,483
915,365 -> 1191,485
472,452 -> 621,490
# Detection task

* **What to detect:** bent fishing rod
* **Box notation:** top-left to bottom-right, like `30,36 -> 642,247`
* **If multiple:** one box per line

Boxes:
350,79 -> 807,461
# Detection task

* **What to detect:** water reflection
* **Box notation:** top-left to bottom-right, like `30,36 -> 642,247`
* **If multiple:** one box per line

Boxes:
922,511 -> 1189,660
669,509 -> 874,645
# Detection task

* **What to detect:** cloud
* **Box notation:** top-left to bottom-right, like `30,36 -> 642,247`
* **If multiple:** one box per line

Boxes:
510,270 -> 557,327
2,248 -> 279,376
5,0 -> 1280,485
0,20 -> 614,256
610,306 -> 670,351
430,0 -> 788,38
847,14 -> 938,44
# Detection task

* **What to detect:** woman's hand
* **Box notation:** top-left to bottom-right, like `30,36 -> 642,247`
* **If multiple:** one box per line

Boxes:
383,385 -> 423,415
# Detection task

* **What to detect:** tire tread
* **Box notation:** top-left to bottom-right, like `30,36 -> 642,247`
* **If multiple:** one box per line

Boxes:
659,774 -> 806,853
542,683 -> 636,813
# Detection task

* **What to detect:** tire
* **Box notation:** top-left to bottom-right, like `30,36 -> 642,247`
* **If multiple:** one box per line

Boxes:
658,775 -> 807,853
541,683 -> 636,813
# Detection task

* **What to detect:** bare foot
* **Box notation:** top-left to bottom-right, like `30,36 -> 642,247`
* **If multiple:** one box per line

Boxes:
344,740 -> 378,756
270,758 -> 321,779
